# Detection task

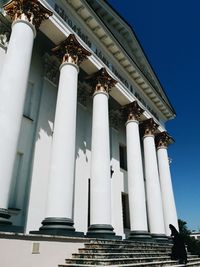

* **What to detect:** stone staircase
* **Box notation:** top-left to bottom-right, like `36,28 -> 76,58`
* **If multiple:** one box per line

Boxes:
59,239 -> 200,267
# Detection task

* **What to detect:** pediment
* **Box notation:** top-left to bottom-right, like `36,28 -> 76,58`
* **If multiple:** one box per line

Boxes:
86,0 -> 175,115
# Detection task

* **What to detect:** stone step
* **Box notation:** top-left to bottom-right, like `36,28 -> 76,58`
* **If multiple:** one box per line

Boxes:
79,248 -> 171,254
171,261 -> 200,267
84,243 -> 171,250
87,239 -> 172,247
72,252 -> 170,259
60,260 -> 200,267
73,252 -> 199,260
58,239 -> 200,267
59,260 -> 179,267
64,256 -> 174,265
63,256 -> 199,266
85,242 -> 171,248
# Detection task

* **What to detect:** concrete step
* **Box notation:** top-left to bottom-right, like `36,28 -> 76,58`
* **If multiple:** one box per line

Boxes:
85,242 -> 171,248
87,239 -> 171,247
64,256 -> 174,265
60,260 -> 200,267
59,260 -> 179,267
171,261 -> 200,267
79,248 -> 171,254
58,239 -> 200,267
64,256 -> 200,265
84,243 -> 171,251
72,252 -> 170,259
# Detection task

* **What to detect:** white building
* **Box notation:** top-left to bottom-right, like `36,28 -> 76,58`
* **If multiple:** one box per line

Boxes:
191,232 -> 200,240
0,0 -> 178,241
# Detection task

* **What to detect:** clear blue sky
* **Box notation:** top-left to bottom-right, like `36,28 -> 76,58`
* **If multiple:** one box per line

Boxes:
107,0 -> 200,231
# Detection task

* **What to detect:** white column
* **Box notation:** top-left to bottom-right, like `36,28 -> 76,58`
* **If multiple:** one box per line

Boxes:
156,132 -> 178,236
0,1 -> 52,223
87,68 -> 117,238
46,62 -> 78,218
142,119 -> 166,239
39,34 -> 91,234
124,102 -> 150,240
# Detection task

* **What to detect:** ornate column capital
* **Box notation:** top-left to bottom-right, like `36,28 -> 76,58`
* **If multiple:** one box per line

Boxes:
52,34 -> 91,66
85,67 -> 117,94
121,101 -> 144,122
3,0 -> 53,29
155,131 -> 174,149
141,118 -> 158,137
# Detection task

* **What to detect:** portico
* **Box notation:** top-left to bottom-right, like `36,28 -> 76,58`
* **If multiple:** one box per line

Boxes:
0,0 -> 178,240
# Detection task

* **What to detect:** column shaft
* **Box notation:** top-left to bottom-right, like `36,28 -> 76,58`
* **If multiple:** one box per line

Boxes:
126,120 -> 149,238
0,20 -> 35,209
36,34 -> 91,236
157,147 -> 178,235
46,62 -> 78,219
90,91 -> 111,225
86,68 -> 117,238
143,135 -> 166,237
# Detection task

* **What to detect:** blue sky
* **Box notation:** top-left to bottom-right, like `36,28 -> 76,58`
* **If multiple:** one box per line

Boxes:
107,0 -> 200,231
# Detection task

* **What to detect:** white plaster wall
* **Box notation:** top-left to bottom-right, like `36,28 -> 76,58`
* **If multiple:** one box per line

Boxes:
0,235 -> 85,267
25,78 -> 57,233
74,103 -> 92,233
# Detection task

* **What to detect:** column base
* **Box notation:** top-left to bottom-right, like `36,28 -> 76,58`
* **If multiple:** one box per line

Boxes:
0,209 -> 12,226
151,233 -> 169,243
0,209 -> 24,233
127,230 -> 152,242
30,217 -> 84,237
86,224 -> 121,240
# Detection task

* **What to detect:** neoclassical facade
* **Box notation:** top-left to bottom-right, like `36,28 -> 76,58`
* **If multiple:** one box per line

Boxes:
0,0 -> 178,240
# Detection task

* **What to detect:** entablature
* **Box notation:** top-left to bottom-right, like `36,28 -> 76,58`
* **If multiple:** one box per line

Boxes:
1,0 -> 174,128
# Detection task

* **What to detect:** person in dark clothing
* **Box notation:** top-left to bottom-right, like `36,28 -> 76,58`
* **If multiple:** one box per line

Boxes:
169,224 -> 188,264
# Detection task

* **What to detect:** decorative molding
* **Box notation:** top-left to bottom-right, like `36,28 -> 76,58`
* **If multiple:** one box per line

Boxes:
3,0 -> 53,29
43,54 -> 60,85
121,101 -> 144,121
155,131 -> 174,149
85,67 -> 117,94
52,34 -> 91,65
141,118 -> 158,137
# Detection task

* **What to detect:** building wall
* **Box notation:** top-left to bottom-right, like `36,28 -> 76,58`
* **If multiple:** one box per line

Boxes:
0,234 -> 85,267
0,0 -> 171,238
17,44 -> 128,236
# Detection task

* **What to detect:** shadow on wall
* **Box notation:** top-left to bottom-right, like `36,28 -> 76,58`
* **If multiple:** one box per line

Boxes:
75,102 -> 92,162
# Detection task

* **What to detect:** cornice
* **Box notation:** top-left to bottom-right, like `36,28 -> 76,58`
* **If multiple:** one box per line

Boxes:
82,0 -> 176,119
62,0 -> 175,121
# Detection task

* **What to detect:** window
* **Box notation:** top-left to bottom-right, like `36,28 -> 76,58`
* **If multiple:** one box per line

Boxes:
119,145 -> 127,170
23,81 -> 34,119
121,193 -> 130,229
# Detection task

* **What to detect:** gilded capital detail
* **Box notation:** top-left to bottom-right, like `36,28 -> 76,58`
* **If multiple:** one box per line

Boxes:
52,34 -> 91,65
3,0 -> 53,29
141,118 -> 158,136
121,101 -> 144,121
86,68 -> 117,94
155,131 -> 174,148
